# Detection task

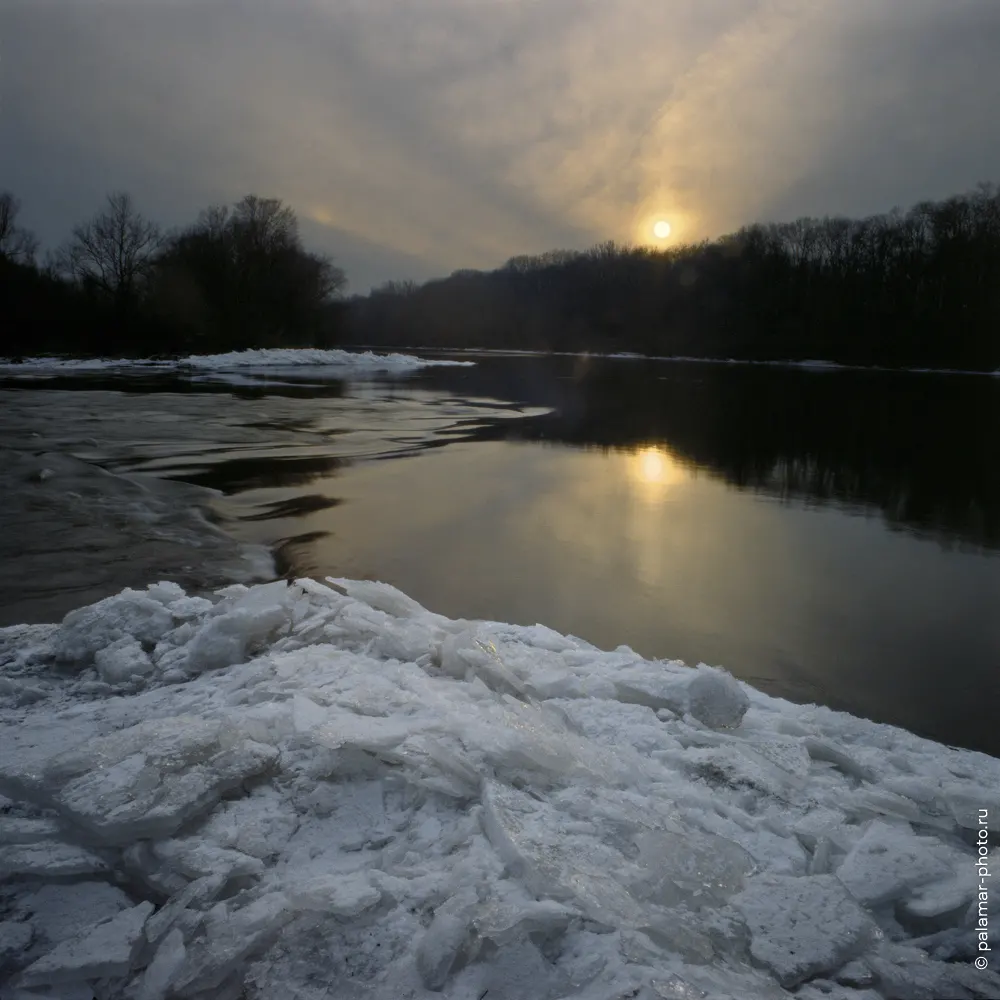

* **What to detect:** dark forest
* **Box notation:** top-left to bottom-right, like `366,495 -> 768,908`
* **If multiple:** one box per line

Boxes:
3,184 -> 1000,370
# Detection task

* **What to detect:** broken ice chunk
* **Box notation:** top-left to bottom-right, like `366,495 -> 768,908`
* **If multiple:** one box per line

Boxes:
14,883 -> 131,948
145,581 -> 186,604
30,718 -> 280,843
144,874 -> 226,946
286,872 -> 381,917
867,942 -> 979,1000
183,605 -> 288,674
416,900 -> 474,991
292,692 -> 328,732
804,738 -> 876,783
472,938 -> 572,1000
326,577 -> 432,618
166,595 -> 215,620
834,959 -> 876,988
56,591 -> 173,662
473,897 -> 577,947
18,901 -> 153,987
312,713 -> 416,753
0,817 -> 63,844
439,629 -> 526,696
902,855 -> 993,922
151,838 -> 265,880
686,665 -> 749,729
836,820 -> 954,907
481,781 -> 643,927
944,782 -> 1000,832
631,828 -> 756,908
0,920 -> 33,970
0,841 -> 109,879
94,636 -> 155,684
170,892 -> 293,995
190,787 -> 299,861
732,874 -> 878,987
135,927 -> 186,1000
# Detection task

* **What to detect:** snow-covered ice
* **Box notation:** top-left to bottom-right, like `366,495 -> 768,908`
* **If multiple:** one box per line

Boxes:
0,578 -> 997,999
0,348 -> 474,385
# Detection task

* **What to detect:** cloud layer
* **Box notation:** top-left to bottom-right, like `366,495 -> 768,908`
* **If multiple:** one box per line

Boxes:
4,0 -> 999,290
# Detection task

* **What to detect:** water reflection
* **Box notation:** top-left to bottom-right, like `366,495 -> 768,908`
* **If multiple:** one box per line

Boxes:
628,445 -> 689,504
421,358 -> 1000,552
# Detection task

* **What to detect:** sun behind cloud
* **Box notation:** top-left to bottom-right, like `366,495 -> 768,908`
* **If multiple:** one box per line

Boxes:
653,219 -> 672,240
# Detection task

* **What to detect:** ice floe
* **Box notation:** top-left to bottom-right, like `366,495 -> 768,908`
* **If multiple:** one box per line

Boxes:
0,577 -> 997,999
0,349 -> 473,385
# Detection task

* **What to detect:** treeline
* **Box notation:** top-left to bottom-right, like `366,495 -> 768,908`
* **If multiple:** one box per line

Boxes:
1,192 -> 346,356
347,184 -> 1000,371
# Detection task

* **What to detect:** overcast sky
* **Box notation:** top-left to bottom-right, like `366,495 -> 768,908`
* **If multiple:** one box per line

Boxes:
4,0 -> 999,292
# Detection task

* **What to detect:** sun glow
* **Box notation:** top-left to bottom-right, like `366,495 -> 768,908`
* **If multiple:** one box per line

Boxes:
653,219 -> 672,240
638,448 -> 667,483
628,445 -> 686,502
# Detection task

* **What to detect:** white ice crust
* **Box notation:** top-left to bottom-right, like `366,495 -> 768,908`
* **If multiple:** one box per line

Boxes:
0,578 -> 996,999
0,348 -> 474,383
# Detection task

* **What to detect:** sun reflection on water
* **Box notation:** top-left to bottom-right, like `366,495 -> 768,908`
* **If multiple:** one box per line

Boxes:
628,445 -> 686,501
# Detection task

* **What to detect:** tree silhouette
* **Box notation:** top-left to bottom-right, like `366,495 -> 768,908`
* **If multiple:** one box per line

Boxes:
0,192 -> 39,264
58,192 -> 163,306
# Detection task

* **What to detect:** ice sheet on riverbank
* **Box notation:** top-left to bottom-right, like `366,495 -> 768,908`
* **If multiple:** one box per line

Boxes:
0,348 -> 474,384
0,578 -> 996,999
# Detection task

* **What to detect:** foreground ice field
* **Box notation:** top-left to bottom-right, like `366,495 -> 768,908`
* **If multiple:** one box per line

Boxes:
0,578 -> 996,999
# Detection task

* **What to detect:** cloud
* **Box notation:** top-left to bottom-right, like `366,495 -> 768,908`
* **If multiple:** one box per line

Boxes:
4,0 -> 999,289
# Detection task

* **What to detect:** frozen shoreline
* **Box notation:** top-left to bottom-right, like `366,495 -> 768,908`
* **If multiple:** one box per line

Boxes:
0,348 -> 475,385
0,577 -> 996,999
368,345 -> 1000,377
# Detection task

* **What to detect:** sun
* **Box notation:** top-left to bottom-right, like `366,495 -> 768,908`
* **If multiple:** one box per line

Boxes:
653,219 -> 672,240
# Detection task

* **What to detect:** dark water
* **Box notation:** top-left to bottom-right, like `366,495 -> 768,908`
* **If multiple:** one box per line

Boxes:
3,355 -> 999,756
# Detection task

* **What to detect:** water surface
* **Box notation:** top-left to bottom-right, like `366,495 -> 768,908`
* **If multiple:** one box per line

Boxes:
2,355 -> 998,754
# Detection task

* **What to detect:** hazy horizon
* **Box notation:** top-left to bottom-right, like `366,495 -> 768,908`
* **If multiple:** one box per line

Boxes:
4,0 -> 1000,292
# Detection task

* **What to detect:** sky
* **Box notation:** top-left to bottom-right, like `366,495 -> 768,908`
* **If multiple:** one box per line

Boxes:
3,0 -> 1000,293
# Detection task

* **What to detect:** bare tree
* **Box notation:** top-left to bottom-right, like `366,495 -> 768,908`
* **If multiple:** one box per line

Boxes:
0,192 -> 39,264
231,194 -> 298,255
60,192 -> 163,302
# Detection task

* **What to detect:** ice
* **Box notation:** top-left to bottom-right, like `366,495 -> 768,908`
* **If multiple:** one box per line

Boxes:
901,851 -> 998,922
0,920 -> 33,970
472,896 -> 577,946
686,665 -> 750,729
836,820 -> 956,907
95,636 -> 155,684
143,879 -> 221,946
286,872 -> 382,917
2,717 -> 279,843
0,817 -> 62,844
135,928 -> 187,1000
0,841 -> 109,879
182,591 -> 293,674
13,882 -> 132,948
836,959 -> 877,988
0,576 -> 993,998
416,899 -> 475,990
169,892 -> 294,995
17,901 -> 153,987
151,838 -> 265,880
632,828 -> 757,908
326,576 -> 435,618
732,874 -> 878,986
0,348 -> 474,383
56,590 -> 173,663
867,942 -> 983,999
